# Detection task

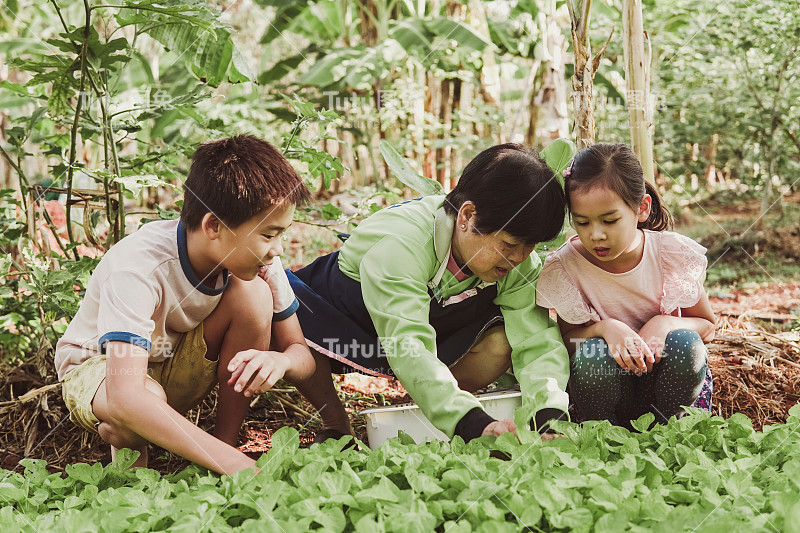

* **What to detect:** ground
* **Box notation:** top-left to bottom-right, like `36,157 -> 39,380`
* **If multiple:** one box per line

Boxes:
1,194 -> 799,475
1,280 -> 797,476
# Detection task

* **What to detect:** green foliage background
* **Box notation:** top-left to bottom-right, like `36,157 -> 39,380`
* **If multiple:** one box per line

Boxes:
0,0 -> 798,362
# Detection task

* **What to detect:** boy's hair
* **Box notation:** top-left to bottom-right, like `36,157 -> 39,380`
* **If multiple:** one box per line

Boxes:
180,135 -> 311,230
444,143 -> 566,245
567,143 -> 672,231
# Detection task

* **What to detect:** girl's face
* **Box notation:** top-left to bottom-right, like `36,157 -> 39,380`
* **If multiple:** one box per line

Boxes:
452,202 -> 536,283
569,186 -> 651,269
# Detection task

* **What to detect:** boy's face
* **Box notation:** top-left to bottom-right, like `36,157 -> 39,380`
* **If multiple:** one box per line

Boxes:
215,202 -> 294,280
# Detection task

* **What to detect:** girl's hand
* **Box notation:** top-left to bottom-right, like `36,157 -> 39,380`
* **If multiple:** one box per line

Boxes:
481,418 -> 518,438
638,315 -> 681,365
598,319 -> 654,375
226,350 -> 290,397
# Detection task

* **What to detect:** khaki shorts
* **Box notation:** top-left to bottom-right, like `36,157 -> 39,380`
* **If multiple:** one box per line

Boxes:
62,325 -> 219,432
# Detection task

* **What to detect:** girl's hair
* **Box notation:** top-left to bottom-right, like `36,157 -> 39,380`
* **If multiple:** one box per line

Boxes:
566,143 -> 672,231
444,143 -> 566,245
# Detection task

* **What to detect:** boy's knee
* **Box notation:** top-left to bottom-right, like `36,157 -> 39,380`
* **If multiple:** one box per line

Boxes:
98,420 -> 147,450
144,378 -> 168,403
98,379 -> 165,449
224,276 -> 274,323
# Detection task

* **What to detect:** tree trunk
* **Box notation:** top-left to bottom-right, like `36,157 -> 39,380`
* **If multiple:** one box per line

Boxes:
437,79 -> 452,188
358,0 -> 379,47
622,0 -> 655,183
424,71 -> 438,180
473,0 -> 501,108
525,75 -> 540,147
535,8 -> 569,145
704,133 -> 718,189
567,0 -> 609,149
450,78 -> 462,186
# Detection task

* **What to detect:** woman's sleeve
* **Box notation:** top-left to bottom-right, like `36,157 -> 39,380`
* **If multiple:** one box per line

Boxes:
498,258 -> 571,429
359,237 -> 491,439
660,232 -> 708,315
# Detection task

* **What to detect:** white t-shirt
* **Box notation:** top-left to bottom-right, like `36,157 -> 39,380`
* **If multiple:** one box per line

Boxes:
55,219 -> 298,380
535,230 -> 707,332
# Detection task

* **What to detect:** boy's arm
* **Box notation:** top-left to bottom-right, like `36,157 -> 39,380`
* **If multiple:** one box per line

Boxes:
104,341 -> 255,475
269,314 -> 314,382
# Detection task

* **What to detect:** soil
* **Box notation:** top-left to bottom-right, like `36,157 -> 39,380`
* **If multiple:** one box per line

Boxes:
710,282 -> 800,325
3,282 -> 800,475
2,191 -> 799,474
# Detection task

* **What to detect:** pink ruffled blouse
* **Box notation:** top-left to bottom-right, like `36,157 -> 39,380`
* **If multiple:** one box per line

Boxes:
535,230 -> 707,331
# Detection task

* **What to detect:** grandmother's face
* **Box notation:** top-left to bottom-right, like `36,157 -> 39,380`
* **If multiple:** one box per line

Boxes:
451,202 -> 536,283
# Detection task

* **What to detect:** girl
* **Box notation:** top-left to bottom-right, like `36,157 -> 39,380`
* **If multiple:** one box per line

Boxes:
536,143 -> 715,427
289,144 -> 571,444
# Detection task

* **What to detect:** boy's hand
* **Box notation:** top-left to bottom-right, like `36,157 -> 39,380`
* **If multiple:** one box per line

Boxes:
481,418 -> 518,438
598,319 -> 654,375
226,350 -> 290,397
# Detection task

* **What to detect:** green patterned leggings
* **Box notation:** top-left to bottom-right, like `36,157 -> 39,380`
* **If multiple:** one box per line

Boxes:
569,329 -> 710,427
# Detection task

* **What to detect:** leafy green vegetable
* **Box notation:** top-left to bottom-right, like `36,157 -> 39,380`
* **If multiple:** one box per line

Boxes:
3,414 -> 800,531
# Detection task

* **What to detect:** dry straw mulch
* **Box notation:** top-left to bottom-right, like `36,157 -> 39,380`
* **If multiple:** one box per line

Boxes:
708,328 -> 800,430
1,323 -> 799,473
0,366 -> 408,474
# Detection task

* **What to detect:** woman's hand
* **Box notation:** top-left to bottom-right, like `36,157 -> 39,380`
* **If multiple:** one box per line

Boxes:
481,418 -> 518,438
226,350 -> 290,397
598,319 -> 654,374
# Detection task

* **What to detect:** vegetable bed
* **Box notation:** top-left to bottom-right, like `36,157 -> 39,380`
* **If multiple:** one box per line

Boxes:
2,407 -> 800,532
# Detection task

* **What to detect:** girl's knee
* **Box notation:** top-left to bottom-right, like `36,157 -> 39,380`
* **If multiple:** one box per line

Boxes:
665,328 -> 703,347
662,329 -> 707,373
573,338 -> 613,367
571,338 -> 618,383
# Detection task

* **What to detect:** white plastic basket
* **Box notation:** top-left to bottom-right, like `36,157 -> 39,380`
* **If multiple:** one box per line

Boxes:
359,388 -> 522,449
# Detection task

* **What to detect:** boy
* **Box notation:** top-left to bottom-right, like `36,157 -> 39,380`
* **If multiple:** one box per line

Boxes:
55,135 -> 315,474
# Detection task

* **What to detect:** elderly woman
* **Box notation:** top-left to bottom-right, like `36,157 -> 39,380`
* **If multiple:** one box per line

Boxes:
289,144 -> 570,443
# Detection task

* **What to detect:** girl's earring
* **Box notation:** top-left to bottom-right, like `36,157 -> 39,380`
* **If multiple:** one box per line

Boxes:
460,224 -> 466,230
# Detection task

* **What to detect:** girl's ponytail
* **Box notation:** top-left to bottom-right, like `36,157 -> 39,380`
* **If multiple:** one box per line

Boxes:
640,181 -> 673,231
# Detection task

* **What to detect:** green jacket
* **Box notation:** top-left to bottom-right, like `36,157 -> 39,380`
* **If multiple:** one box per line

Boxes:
339,196 -> 570,437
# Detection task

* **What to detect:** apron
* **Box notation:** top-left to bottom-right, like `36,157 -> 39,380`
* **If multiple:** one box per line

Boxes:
287,251 -> 503,378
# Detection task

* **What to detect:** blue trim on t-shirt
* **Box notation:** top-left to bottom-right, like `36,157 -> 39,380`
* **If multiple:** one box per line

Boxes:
99,331 -> 151,353
177,220 -> 229,296
274,298 -> 299,321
